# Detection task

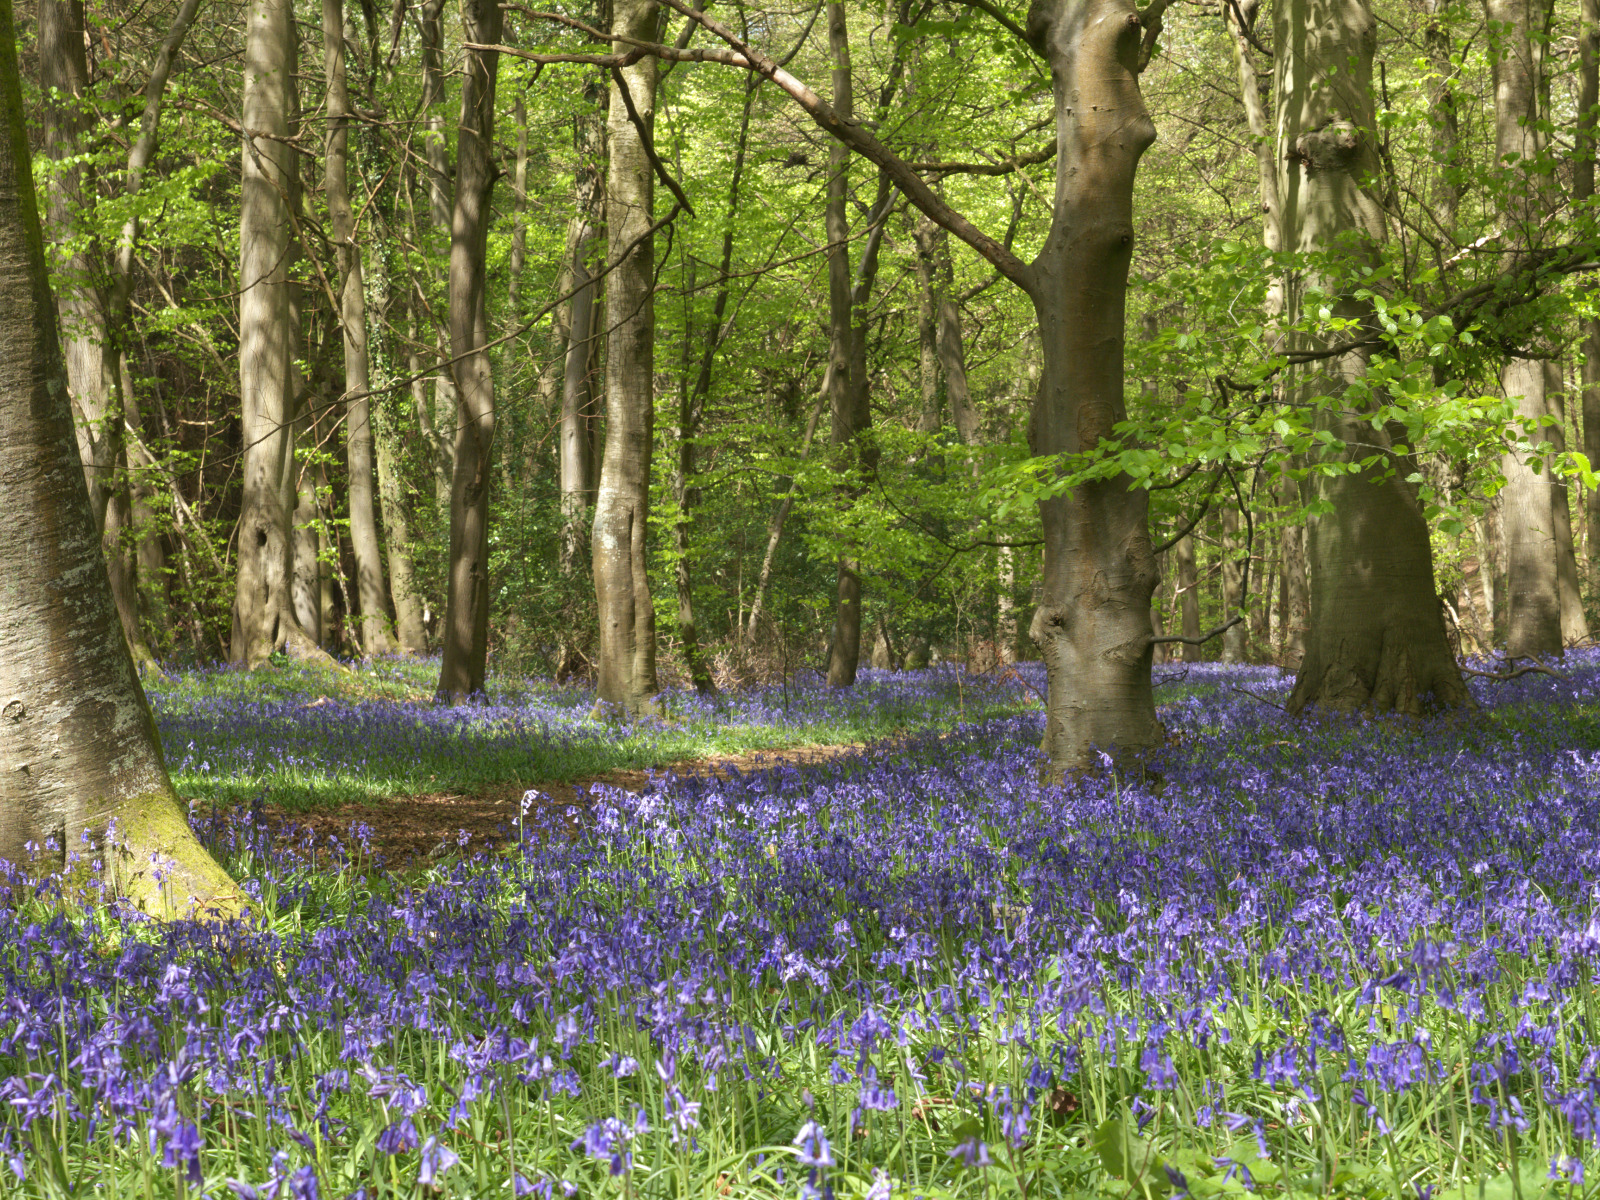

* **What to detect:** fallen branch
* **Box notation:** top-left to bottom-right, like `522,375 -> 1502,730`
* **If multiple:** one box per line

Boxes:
1457,657 -> 1568,683
1231,686 -> 1287,712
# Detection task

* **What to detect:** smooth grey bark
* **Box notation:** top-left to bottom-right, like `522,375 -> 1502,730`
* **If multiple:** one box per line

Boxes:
1582,0 -> 1600,580
556,110 -> 604,682
823,0 -> 866,688
38,0 -> 167,676
418,0 -> 457,511
1278,469 -> 1309,664
1421,0 -> 1461,232
1545,361 -> 1588,640
1484,0 -> 1571,656
509,89 -> 528,318
1220,504 -> 1247,662
323,0 -> 394,656
0,0 -> 237,914
233,0 -> 324,665
592,0 -> 661,714
1279,0 -> 1469,713
1174,532 -> 1200,663
373,396 -> 428,652
1583,0 -> 1600,580
1022,0 -> 1164,770
435,0 -> 502,702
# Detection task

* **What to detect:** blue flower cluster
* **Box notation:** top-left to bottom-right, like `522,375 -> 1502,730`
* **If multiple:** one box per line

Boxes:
4,657 -> 1600,1195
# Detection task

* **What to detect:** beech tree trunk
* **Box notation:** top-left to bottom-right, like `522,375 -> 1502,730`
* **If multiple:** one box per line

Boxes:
591,0 -> 661,714
1174,533 -> 1201,663
435,0 -> 503,702
1278,470 -> 1309,664
0,0 -> 237,914
1024,0 -> 1164,770
1485,0 -> 1568,657
557,110 -> 604,682
1279,0 -> 1469,713
824,0 -> 867,688
1582,0 -> 1600,583
233,0 -> 325,666
419,0 -> 456,512
1220,503 -> 1247,662
324,0 -> 395,656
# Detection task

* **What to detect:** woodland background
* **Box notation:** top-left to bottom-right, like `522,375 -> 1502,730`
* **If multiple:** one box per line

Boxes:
15,0 -> 1588,690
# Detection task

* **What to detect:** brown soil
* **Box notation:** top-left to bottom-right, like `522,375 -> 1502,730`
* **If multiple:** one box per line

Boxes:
258,742 -> 869,867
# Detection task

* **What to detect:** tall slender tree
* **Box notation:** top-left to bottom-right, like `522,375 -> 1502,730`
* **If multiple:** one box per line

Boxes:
435,0 -> 504,701
233,0 -> 324,665
323,0 -> 395,656
591,0 -> 662,714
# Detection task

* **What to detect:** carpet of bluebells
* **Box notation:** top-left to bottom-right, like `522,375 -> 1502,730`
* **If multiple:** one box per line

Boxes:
6,659 -> 1600,1197
148,662 -> 1033,810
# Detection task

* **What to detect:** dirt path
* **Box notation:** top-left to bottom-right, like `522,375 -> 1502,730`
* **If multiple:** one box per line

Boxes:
259,741 -> 870,866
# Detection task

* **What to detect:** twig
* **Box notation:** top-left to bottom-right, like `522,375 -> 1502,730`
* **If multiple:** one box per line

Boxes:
1231,685 -> 1287,712
1152,614 -> 1243,647
1458,657 -> 1568,683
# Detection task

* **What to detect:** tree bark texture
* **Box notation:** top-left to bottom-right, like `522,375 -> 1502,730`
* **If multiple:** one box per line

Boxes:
1174,532 -> 1200,663
324,0 -> 395,656
591,0 -> 661,714
1022,0 -> 1164,771
1278,469 -> 1309,664
435,0 -> 503,701
823,0 -> 866,688
1278,0 -> 1469,714
1582,0 -> 1600,582
556,109 -> 604,681
233,0 -> 322,666
0,0 -> 237,914
1485,0 -> 1569,656
1220,503 -> 1247,662
418,0 -> 457,510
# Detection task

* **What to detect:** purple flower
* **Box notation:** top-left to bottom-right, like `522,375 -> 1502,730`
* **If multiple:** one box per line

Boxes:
793,1120 -> 835,1168
948,1136 -> 992,1168
376,1118 -> 419,1155
418,1136 -> 459,1186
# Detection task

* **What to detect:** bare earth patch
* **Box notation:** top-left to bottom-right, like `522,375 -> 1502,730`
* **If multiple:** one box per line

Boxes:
256,742 -> 870,866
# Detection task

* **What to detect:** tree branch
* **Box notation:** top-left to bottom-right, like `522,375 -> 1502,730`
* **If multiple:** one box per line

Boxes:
608,64 -> 696,216
1152,614 -> 1243,646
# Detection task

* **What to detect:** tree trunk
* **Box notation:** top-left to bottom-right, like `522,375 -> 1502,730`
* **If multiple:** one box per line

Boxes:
324,0 -> 395,656
1278,470 -> 1309,665
556,110 -> 605,682
1175,532 -> 1201,663
1485,0 -> 1566,657
1546,361 -> 1588,642
1280,0 -> 1469,713
1220,503 -> 1247,662
373,397 -> 428,653
914,221 -> 941,433
823,0 -> 865,689
509,88 -> 529,319
0,0 -> 237,913
419,0 -> 456,513
1582,0 -> 1600,586
1024,0 -> 1164,771
233,0 -> 325,666
591,0 -> 661,714
435,0 -> 503,702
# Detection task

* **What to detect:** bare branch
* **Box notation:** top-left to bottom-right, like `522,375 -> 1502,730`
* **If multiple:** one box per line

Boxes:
1152,614 -> 1244,647
608,64 -> 696,216
909,140 -> 1055,178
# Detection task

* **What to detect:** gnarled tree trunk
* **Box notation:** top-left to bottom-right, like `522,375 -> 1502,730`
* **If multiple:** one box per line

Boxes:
0,0 -> 237,914
591,0 -> 661,714
1279,0 -> 1469,713
435,0 -> 503,701
1024,0 -> 1164,770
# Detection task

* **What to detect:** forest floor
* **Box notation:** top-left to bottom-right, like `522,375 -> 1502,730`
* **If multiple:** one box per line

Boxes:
149,656 -> 1047,865
253,739 -> 874,864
